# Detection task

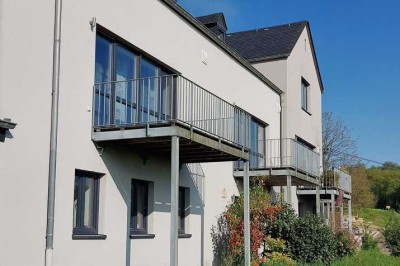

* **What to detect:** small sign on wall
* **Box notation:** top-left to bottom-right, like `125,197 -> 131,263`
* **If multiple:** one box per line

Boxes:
221,187 -> 227,198
201,49 -> 208,65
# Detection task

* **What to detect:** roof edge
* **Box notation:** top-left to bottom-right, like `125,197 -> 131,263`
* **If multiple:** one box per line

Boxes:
303,22 -> 324,93
159,0 -> 283,95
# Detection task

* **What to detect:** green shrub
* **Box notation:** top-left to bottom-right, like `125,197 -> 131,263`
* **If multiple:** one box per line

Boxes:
270,212 -> 337,265
334,230 -> 357,256
361,233 -> 378,250
384,216 -> 400,256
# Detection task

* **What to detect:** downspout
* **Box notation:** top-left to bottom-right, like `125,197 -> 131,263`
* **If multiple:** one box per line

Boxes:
279,93 -> 284,199
45,0 -> 62,265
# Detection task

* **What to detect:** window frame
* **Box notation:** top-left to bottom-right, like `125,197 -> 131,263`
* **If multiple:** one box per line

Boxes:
178,187 -> 187,234
131,179 -> 150,235
301,78 -> 310,113
73,170 -> 101,236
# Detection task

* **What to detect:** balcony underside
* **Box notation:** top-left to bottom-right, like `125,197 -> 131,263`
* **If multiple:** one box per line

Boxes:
92,121 -> 249,163
233,168 -> 319,186
297,188 -> 351,200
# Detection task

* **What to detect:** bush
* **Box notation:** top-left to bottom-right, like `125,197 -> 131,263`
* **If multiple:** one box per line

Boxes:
334,230 -> 358,256
263,236 -> 295,266
384,216 -> 400,256
361,233 -> 378,251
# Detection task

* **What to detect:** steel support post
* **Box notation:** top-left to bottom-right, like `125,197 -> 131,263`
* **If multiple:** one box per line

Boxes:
331,193 -> 335,227
348,199 -> 352,232
243,161 -> 251,266
286,175 -> 292,206
316,185 -> 321,215
170,136 -> 179,266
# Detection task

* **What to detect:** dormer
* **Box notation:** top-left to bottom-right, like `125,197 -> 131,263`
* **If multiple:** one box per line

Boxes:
196,12 -> 228,42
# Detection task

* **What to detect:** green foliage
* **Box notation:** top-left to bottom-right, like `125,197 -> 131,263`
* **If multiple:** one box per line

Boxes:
270,211 -> 338,265
263,236 -> 295,266
356,208 -> 400,228
211,179 -> 283,264
361,233 -> 378,251
346,165 -> 376,210
366,164 -> 400,211
384,214 -> 400,256
334,230 -> 358,257
331,250 -> 400,266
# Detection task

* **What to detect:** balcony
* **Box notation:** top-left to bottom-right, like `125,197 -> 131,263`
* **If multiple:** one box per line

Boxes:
92,74 -> 255,163
234,138 -> 321,186
298,168 -> 352,199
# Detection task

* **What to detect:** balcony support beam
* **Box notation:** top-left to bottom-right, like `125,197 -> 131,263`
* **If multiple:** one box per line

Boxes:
243,161 -> 251,266
285,175 -> 292,206
331,193 -> 335,227
348,199 -> 352,232
170,136 -> 179,266
316,185 -> 320,215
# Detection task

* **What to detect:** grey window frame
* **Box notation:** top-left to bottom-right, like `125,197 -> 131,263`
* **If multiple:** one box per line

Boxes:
73,170 -> 101,236
301,78 -> 310,112
131,179 -> 150,235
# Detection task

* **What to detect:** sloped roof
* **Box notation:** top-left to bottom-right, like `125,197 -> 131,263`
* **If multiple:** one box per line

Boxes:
226,21 -> 307,62
226,21 -> 324,92
196,12 -> 227,31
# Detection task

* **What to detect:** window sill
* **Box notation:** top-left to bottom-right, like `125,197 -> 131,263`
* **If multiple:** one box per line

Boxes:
178,233 -> 192,239
130,234 -> 156,239
302,108 -> 312,116
72,234 -> 107,240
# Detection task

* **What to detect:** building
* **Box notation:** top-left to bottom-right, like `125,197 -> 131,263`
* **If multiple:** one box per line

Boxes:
0,1 -> 280,265
0,1 -> 327,266
225,20 -> 323,214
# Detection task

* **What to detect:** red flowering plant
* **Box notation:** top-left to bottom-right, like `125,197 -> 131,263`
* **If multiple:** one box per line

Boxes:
211,178 -> 284,264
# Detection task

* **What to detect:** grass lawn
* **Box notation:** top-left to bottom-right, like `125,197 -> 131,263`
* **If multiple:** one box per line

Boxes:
331,250 -> 400,266
354,208 -> 400,228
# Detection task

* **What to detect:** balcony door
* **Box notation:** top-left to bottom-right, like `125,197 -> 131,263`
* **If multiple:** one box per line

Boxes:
94,33 -> 173,126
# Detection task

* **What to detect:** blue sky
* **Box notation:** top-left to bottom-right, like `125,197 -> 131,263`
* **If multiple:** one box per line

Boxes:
179,0 -> 400,165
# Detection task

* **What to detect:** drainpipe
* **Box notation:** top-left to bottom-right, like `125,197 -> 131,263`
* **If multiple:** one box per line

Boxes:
45,0 -> 62,265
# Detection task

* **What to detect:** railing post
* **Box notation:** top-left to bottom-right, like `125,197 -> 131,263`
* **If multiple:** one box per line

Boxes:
316,183 -> 320,215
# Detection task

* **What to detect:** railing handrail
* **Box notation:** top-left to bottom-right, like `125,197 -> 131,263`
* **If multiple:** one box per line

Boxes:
93,74 -> 255,149
266,138 -> 320,156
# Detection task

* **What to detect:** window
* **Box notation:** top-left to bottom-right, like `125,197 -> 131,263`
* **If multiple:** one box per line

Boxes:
178,187 -> 189,235
249,120 -> 266,169
301,78 -> 309,112
131,179 -> 150,235
94,32 -> 173,127
73,170 -> 101,235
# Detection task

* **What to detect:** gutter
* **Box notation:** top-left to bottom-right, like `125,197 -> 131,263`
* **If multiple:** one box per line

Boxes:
159,0 -> 283,95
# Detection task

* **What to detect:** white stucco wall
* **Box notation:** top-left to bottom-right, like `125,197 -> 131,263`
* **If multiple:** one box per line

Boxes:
286,28 -> 322,153
0,0 -> 281,265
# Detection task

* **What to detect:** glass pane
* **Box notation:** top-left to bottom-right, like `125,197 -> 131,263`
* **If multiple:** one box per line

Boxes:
136,184 -> 146,229
83,178 -> 96,228
178,189 -> 184,230
73,178 -> 79,228
115,46 -> 136,124
140,59 -> 157,122
94,35 -> 111,126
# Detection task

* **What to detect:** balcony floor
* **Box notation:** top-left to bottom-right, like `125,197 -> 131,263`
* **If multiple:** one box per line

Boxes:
93,120 -> 249,163
233,167 -> 319,186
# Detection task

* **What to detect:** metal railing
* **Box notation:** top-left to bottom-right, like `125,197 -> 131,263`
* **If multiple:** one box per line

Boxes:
93,74 -> 251,149
321,168 -> 352,193
265,138 -> 320,177
234,138 -> 320,177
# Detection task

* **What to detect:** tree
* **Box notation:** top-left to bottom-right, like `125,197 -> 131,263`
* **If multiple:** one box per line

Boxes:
322,112 -> 359,170
346,164 -> 375,210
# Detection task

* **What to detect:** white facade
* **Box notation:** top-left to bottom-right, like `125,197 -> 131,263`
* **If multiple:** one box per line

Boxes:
0,1 -> 281,266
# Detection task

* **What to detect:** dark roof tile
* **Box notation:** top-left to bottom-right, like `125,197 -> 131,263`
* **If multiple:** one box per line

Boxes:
226,21 -> 307,62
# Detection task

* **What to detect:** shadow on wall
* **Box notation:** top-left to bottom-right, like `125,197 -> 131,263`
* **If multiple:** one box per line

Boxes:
100,145 -> 205,265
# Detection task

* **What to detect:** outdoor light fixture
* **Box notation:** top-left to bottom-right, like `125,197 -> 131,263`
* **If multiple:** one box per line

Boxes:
0,118 -> 17,142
